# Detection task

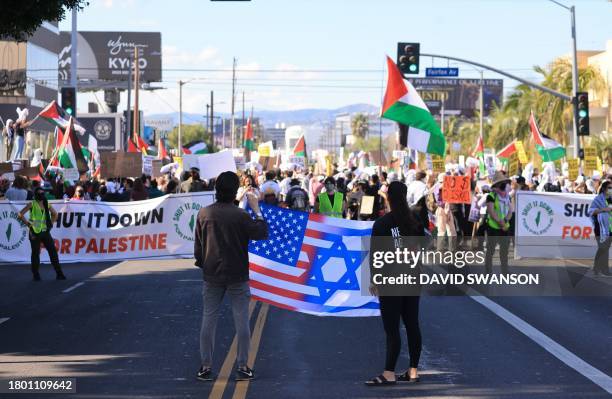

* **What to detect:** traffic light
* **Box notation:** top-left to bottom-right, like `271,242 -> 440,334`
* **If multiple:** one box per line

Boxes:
397,42 -> 420,75
575,92 -> 589,136
61,87 -> 76,117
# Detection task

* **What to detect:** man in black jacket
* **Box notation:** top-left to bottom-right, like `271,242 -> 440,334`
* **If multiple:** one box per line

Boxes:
194,171 -> 268,382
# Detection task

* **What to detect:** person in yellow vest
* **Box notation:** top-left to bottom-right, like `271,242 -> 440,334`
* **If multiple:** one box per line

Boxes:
484,172 -> 513,274
314,177 -> 345,218
17,187 -> 66,281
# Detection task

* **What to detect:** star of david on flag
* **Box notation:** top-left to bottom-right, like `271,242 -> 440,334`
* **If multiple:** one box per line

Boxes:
247,205 -> 379,316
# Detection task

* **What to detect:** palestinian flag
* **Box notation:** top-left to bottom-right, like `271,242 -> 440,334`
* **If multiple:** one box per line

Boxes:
381,56 -> 446,156
57,117 -> 88,174
496,140 -> 518,159
244,117 -> 255,151
292,134 -> 306,157
158,138 -> 169,160
38,100 -> 85,134
530,111 -> 566,162
472,136 -> 484,158
127,135 -> 149,154
183,140 -> 208,155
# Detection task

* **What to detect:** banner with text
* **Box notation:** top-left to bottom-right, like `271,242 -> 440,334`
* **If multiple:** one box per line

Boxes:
515,191 -> 609,259
0,193 -> 215,264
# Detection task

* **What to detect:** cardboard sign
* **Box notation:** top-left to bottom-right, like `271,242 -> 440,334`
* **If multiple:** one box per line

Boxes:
442,175 -> 471,204
151,160 -> 163,178
0,163 -> 12,175
360,195 -> 374,215
431,155 -> 445,173
14,166 -> 40,178
567,158 -> 579,181
583,146 -> 597,158
100,152 -> 143,179
515,140 -> 529,164
584,156 -> 598,174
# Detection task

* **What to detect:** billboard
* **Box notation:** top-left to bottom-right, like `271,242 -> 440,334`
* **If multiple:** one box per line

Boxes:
76,114 -> 122,152
406,78 -> 503,117
58,31 -> 162,83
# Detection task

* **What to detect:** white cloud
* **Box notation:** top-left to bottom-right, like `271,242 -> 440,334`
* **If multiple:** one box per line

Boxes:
163,45 -> 220,67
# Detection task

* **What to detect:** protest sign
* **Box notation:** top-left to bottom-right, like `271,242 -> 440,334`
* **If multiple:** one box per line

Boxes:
14,166 -> 40,178
100,152 -> 143,179
0,163 -> 12,175
289,156 -> 305,168
359,195 -> 374,215
63,168 -> 80,181
197,150 -> 237,180
151,160 -> 163,178
442,175 -> 471,204
142,155 -> 155,176
234,156 -> 246,171
567,158 -> 579,181
432,155 -> 445,173
515,140 -> 529,164
508,152 -> 519,176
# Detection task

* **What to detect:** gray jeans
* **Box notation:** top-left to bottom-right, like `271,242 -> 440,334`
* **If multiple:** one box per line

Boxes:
200,280 -> 251,368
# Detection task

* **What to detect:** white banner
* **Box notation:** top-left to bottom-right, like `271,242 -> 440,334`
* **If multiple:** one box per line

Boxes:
515,191 -> 609,259
0,192 -> 215,264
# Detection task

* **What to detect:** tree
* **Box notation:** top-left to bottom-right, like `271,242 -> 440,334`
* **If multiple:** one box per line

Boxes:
350,113 -> 369,139
167,124 -> 216,152
588,132 -> 612,166
1,0 -> 88,42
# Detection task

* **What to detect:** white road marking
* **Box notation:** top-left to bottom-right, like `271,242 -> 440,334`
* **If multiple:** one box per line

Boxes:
472,295 -> 612,394
62,282 -> 85,294
0,318 -> 9,325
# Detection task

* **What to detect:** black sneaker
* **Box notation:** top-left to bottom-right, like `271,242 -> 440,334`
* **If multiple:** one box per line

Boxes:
235,366 -> 254,381
197,366 -> 213,381
56,273 -> 67,280
33,273 -> 41,281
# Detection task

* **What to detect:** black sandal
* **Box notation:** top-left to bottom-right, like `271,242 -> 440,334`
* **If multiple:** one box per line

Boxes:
396,371 -> 420,383
365,374 -> 396,386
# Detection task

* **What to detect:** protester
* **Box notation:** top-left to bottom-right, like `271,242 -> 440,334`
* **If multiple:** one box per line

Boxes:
131,177 -> 149,201
17,186 -> 66,281
5,175 -> 28,201
194,171 -> 268,382
279,170 -> 293,201
181,167 -> 206,193
11,118 -> 32,160
484,172 -> 513,274
308,174 -> 324,207
589,180 -> 611,276
285,178 -> 309,212
366,181 -> 423,386
71,185 -> 86,201
236,174 -> 260,209
315,176 -> 345,218
434,173 -> 457,249
147,178 -> 165,198
259,170 -> 281,198
406,170 -> 428,207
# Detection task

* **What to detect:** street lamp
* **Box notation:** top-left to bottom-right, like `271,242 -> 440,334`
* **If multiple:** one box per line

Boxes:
548,0 -> 580,158
178,78 -> 205,154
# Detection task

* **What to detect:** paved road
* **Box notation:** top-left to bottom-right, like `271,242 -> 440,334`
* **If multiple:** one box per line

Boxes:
0,260 -> 610,398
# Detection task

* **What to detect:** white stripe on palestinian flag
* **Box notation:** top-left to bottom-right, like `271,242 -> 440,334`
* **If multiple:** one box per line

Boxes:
38,100 -> 86,134
381,56 -> 445,156
57,117 -> 89,173
529,111 -> 565,161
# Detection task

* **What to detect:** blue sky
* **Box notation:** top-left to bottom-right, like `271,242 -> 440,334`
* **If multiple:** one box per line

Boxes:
60,0 -> 612,115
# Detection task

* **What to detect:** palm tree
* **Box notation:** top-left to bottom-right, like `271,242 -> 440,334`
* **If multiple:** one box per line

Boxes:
351,113 -> 369,139
588,132 -> 612,166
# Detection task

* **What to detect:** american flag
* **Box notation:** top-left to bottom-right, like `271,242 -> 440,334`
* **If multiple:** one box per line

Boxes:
247,205 -> 379,317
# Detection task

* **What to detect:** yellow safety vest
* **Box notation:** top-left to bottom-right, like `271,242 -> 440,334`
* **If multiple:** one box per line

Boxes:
318,192 -> 343,218
30,200 -> 47,234
486,193 -> 506,230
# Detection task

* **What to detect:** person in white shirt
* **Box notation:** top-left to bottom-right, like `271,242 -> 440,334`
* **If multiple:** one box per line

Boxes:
278,170 -> 293,201
259,170 -> 281,199
406,171 -> 428,207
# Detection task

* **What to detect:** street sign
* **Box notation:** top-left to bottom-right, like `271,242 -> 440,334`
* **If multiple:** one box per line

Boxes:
425,67 -> 459,77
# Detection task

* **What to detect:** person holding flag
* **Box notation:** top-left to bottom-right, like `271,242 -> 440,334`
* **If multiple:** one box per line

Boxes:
17,186 -> 66,281
484,172 -> 513,274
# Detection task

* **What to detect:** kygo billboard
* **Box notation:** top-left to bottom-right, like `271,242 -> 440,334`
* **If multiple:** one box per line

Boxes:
58,31 -> 162,83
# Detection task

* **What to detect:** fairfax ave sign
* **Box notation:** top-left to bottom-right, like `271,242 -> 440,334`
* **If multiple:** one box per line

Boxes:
0,193 -> 214,264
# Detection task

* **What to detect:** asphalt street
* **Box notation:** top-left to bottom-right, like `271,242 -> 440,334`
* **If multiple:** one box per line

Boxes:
0,259 -> 610,399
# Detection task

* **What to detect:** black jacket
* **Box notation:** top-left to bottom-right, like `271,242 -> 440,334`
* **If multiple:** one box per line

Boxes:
194,202 -> 268,285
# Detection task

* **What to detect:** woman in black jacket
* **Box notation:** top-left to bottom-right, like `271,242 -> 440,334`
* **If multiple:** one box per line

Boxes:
366,181 -> 424,386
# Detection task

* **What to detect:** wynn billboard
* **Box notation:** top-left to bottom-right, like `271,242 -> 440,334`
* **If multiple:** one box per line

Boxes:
58,31 -> 162,83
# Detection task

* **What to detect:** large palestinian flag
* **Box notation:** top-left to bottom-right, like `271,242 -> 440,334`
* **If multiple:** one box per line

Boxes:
381,56 -> 446,156
38,100 -> 85,133
530,111 -> 565,162
496,140 -> 518,159
57,117 -> 88,174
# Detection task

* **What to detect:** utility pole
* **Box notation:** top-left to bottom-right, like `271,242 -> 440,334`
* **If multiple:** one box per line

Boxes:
178,80 -> 183,154
133,47 -> 140,145
231,57 -> 237,148
210,90 -> 214,151
70,8 -> 77,88
479,70 -> 484,142
126,54 -> 132,151
242,91 -> 245,148
570,5 -> 580,158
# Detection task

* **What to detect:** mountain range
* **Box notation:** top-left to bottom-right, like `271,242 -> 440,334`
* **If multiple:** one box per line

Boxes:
147,103 -> 379,128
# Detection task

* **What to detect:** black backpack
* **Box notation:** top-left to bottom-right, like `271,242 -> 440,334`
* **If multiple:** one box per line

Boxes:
287,187 -> 309,212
